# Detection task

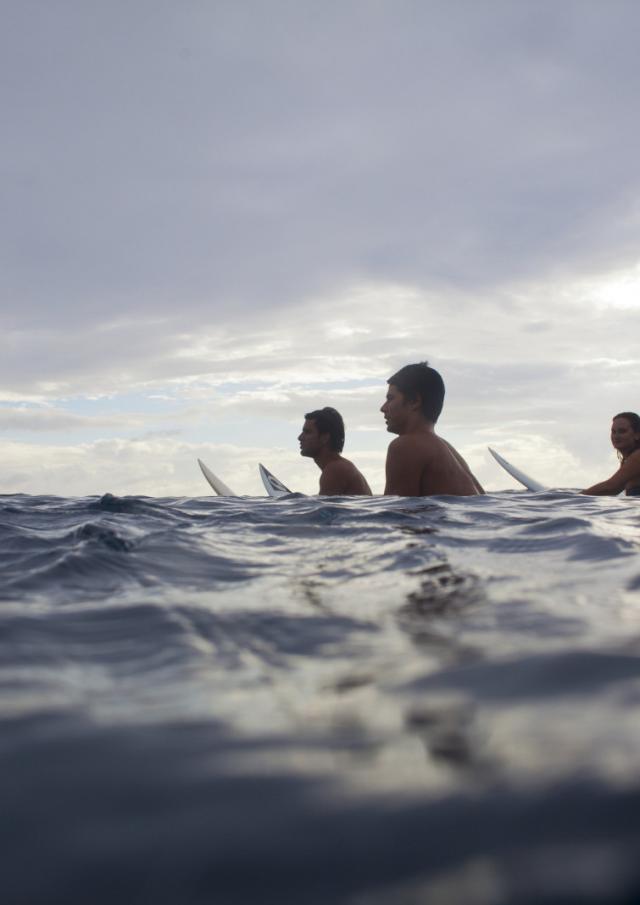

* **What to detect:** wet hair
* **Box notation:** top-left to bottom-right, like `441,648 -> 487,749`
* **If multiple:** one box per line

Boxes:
305,407 -> 345,452
613,411 -> 640,460
387,362 -> 445,423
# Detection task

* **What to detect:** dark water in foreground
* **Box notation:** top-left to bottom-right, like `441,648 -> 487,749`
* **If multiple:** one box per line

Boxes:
2,490 -> 640,904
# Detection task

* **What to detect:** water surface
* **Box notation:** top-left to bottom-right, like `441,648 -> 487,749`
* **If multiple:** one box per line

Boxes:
2,490 -> 640,903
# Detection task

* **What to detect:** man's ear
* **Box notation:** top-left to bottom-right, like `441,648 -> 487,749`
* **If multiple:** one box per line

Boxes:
319,431 -> 331,448
410,393 -> 422,412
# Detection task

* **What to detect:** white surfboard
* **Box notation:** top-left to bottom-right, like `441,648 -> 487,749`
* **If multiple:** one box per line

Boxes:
259,463 -> 293,498
197,458 -> 236,496
488,447 -> 547,492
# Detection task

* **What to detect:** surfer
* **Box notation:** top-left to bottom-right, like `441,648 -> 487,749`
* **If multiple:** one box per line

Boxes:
581,412 -> 640,496
381,362 -> 484,496
298,407 -> 372,495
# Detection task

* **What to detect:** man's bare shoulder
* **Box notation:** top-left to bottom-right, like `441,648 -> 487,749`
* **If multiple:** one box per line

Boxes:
385,431 -> 482,496
384,433 -> 435,496
388,432 -> 438,458
322,459 -> 353,478
320,457 -> 371,495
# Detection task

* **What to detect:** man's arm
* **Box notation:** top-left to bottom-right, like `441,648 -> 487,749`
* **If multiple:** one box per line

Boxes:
442,440 -> 485,494
384,437 -> 424,496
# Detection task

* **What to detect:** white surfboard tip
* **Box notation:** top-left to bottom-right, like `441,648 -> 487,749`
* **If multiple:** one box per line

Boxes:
258,463 -> 292,498
197,458 -> 236,496
488,447 -> 546,493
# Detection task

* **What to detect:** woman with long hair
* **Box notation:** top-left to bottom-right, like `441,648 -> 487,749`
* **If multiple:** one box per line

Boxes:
581,412 -> 640,496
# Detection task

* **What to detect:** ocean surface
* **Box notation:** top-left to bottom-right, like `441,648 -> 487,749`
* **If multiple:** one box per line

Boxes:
2,488 -> 640,904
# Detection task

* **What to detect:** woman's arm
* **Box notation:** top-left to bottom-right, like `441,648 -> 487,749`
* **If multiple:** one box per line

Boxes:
581,450 -> 640,495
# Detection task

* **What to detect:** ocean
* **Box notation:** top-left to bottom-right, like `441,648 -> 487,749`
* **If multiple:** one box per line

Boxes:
2,489 -> 640,904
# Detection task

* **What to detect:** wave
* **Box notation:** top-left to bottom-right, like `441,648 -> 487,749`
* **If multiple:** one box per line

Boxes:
1,491 -> 640,903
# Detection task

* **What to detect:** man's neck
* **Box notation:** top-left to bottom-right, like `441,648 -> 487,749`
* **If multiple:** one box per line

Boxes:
397,414 -> 435,436
314,448 -> 341,470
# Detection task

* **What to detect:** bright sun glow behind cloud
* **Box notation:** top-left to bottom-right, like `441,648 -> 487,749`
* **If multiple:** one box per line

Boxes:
589,265 -> 640,310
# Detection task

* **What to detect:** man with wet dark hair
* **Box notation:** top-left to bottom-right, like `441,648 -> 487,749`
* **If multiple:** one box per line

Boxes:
299,407 -> 372,495
381,362 -> 483,496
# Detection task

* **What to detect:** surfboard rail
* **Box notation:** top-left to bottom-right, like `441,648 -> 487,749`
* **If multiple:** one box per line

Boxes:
488,447 -> 546,492
197,459 -> 236,496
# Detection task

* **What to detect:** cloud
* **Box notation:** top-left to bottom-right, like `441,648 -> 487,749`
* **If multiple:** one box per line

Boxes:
0,435 -> 384,498
0,437 -> 261,497
2,2 -> 639,495
0,275 -> 637,493
0,406 -> 127,432
3,1 -> 640,333
3,273 -> 638,400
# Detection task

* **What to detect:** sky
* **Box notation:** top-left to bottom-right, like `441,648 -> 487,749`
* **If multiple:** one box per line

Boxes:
2,0 -> 640,496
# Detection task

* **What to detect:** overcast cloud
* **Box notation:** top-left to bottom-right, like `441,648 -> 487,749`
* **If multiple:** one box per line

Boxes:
2,1 -> 640,495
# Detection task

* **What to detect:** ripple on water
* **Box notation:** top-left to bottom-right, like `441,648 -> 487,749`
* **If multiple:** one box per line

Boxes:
1,491 -> 640,904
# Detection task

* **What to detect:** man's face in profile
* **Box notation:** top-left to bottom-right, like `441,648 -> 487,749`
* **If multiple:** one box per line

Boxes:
380,384 -> 412,434
298,419 -> 324,456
